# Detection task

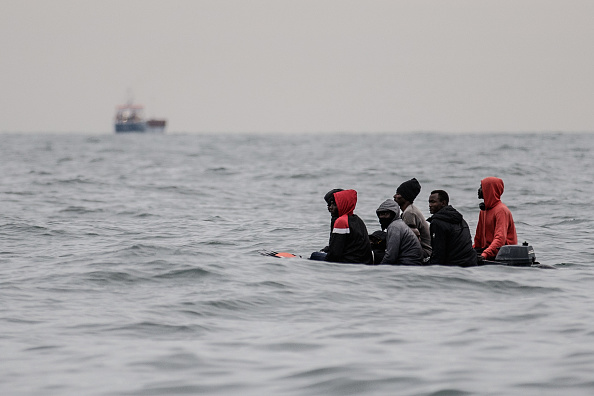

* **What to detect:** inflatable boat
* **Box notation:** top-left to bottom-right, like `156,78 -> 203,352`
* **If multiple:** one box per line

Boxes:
260,242 -> 554,268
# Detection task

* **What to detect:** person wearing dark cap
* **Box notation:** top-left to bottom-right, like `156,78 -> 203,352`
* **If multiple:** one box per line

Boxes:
394,178 -> 432,261
311,189 -> 373,264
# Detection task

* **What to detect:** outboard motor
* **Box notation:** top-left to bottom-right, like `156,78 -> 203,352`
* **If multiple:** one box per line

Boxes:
494,241 -> 537,266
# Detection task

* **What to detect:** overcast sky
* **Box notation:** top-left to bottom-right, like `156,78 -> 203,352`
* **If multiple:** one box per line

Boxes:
2,0 -> 593,133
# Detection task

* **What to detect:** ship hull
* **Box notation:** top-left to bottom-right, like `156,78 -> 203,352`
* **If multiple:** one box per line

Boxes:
115,122 -> 147,133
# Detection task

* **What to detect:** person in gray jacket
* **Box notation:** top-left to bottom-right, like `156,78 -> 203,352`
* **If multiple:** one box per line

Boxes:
376,199 -> 423,265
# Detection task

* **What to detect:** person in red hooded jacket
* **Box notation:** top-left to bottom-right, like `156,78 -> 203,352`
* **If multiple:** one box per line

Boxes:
324,189 -> 373,264
473,177 -> 517,260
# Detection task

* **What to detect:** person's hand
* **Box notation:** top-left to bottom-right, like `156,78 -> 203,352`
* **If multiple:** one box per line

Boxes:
476,254 -> 485,265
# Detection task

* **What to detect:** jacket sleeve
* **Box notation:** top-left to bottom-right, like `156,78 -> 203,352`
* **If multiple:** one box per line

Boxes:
429,221 -> 447,265
482,209 -> 510,258
381,225 -> 401,264
473,211 -> 484,249
325,232 -> 347,262
401,211 -> 419,234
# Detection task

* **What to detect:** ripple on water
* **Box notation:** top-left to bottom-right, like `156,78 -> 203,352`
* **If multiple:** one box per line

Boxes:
2,133 -> 594,396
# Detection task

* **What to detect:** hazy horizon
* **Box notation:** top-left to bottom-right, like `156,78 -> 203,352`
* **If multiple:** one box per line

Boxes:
2,1 -> 593,134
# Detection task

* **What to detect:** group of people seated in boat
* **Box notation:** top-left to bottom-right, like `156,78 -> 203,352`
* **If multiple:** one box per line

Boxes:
310,177 -> 517,267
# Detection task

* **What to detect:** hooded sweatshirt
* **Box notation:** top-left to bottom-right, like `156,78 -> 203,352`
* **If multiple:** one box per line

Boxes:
473,177 -> 517,259
325,190 -> 373,264
427,205 -> 476,267
376,199 -> 423,265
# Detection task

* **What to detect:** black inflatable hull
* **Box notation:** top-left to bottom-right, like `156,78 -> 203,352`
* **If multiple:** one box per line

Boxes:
260,243 -> 556,268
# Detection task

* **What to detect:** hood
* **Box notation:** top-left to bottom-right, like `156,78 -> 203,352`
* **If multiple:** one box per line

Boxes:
376,199 -> 400,217
429,205 -> 463,224
481,177 -> 504,209
334,189 -> 357,216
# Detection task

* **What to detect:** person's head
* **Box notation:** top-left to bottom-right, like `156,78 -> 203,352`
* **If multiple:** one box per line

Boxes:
429,190 -> 449,214
376,199 -> 400,230
377,211 -> 396,230
326,189 -> 358,218
324,188 -> 343,217
479,177 -> 504,210
394,178 -> 422,207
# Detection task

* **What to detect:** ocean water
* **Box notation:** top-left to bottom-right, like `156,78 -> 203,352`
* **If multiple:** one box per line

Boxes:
1,132 -> 594,396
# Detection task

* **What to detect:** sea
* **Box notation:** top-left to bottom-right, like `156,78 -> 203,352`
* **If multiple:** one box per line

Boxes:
1,131 -> 594,396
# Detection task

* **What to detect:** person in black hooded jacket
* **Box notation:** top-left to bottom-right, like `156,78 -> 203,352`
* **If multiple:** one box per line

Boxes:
310,188 -> 372,264
324,189 -> 373,264
427,190 -> 477,267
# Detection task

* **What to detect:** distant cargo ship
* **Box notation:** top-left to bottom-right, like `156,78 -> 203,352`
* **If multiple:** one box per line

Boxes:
114,102 -> 167,133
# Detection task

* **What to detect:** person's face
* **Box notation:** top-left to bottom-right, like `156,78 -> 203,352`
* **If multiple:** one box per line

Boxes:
393,192 -> 406,206
377,211 -> 393,220
377,210 -> 395,230
428,193 -> 446,214
327,200 -> 339,217
478,185 -> 483,199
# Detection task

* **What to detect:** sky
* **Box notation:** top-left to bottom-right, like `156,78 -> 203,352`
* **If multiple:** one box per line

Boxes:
1,0 -> 594,134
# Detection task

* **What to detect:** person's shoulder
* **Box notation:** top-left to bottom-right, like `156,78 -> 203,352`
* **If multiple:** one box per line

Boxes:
501,201 -> 513,212
333,214 -> 349,228
388,218 -> 407,232
405,205 -> 426,222
349,213 -> 367,226
400,210 -> 415,227
429,215 -> 446,225
399,221 -> 420,241
401,206 -> 414,218
494,201 -> 513,215
409,204 -> 425,216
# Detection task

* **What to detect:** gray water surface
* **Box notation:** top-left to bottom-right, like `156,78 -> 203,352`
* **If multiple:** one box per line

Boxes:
2,132 -> 594,395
